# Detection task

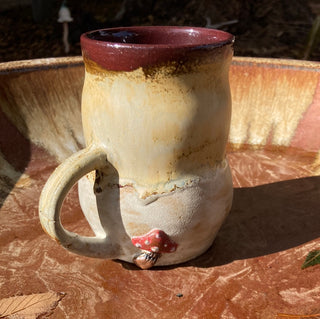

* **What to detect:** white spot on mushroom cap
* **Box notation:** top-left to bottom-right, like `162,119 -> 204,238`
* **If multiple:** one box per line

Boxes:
145,240 -> 150,245
151,246 -> 159,252
135,243 -> 141,248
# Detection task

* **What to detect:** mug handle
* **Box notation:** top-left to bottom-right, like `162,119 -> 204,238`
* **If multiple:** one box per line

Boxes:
39,145 -> 118,259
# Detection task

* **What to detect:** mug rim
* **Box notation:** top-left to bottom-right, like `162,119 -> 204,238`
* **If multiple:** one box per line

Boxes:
81,26 -> 234,49
80,26 -> 234,71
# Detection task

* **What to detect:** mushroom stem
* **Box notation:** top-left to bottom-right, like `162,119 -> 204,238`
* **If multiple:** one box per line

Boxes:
62,22 -> 70,54
133,251 -> 160,270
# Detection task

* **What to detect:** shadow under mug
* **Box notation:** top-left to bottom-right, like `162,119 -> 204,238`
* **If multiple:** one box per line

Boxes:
39,26 -> 234,269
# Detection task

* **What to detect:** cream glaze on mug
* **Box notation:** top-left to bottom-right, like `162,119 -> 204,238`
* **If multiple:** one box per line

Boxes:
81,54 -> 232,193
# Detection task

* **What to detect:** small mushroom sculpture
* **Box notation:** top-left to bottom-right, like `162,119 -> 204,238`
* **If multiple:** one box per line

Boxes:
131,229 -> 178,269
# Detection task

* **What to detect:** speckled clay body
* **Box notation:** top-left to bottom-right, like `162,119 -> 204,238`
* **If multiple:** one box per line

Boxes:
39,26 -> 234,268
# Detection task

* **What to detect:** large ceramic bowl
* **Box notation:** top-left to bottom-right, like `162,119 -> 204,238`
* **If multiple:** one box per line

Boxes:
0,56 -> 319,318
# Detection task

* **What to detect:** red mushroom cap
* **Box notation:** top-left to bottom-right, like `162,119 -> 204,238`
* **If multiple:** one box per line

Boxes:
131,229 -> 177,253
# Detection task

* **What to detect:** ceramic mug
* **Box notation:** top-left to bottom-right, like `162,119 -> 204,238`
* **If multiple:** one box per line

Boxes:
39,26 -> 234,269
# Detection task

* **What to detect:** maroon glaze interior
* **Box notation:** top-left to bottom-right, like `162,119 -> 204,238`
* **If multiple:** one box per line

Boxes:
85,26 -> 233,46
80,26 -> 234,71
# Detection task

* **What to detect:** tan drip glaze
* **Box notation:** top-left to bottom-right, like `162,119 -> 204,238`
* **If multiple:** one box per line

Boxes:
81,49 -> 232,195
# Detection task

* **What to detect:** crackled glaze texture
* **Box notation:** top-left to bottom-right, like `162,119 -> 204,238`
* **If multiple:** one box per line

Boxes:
1,56 -> 320,318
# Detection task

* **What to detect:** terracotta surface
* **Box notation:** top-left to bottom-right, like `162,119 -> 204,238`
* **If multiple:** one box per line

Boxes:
0,57 -> 320,318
